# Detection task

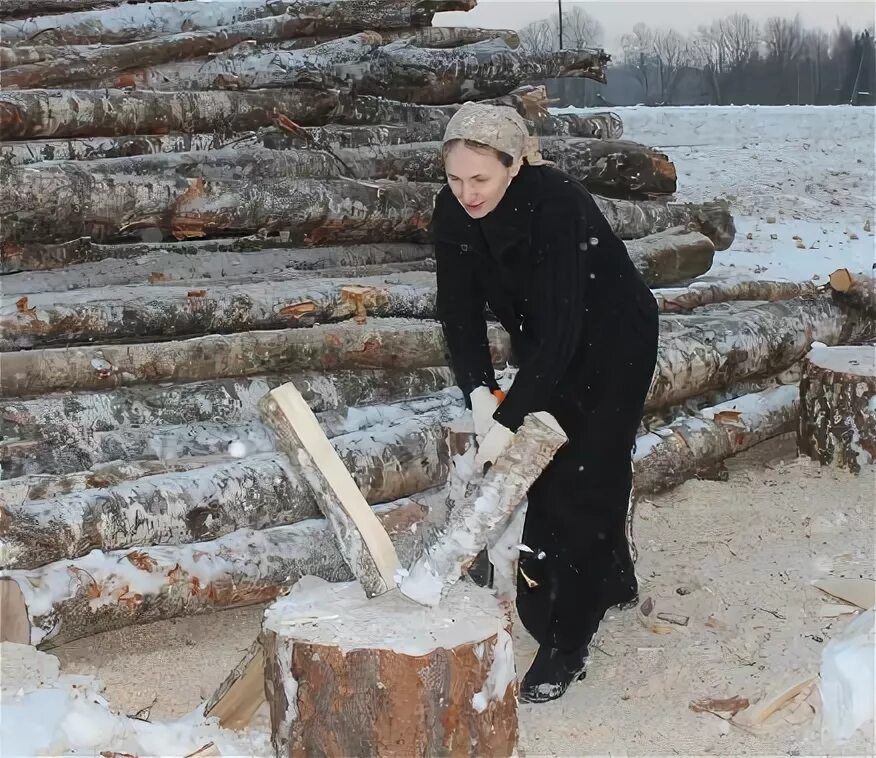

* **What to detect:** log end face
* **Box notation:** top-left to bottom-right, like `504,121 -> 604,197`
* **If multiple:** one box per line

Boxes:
0,577 -> 31,645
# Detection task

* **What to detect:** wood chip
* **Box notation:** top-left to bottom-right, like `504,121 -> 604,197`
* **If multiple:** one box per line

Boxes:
813,577 -> 875,610
690,695 -> 750,716
732,675 -> 817,728
657,612 -> 690,626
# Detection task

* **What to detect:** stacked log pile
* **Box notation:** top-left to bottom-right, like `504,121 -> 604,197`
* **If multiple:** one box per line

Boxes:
1,0 -> 872,656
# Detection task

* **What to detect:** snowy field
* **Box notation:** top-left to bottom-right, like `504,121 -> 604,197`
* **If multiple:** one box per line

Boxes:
557,104 -> 875,282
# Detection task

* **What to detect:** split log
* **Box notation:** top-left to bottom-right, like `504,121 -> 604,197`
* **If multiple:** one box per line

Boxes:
0,410 -> 455,569
0,318 -> 511,398
0,88 -> 339,141
633,385 -> 799,494
0,271 -> 439,350
0,497 -> 429,647
0,0 -> 473,44
625,227 -> 714,287
653,278 -> 820,312
260,382 -> 401,596
797,345 -> 876,473
262,578 -> 517,757
400,412 -> 566,606
0,172 -> 438,245
1,367 -> 453,442
648,296 -> 872,410
829,268 -> 876,319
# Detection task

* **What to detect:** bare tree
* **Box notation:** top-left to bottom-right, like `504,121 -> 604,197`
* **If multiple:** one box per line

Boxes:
620,22 -> 656,65
719,13 -> 759,69
652,28 -> 691,102
520,6 -> 603,52
765,14 -> 803,65
519,18 -> 553,53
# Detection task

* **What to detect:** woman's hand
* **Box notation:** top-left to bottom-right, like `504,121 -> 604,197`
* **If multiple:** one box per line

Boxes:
469,386 -> 499,440
474,421 -> 515,469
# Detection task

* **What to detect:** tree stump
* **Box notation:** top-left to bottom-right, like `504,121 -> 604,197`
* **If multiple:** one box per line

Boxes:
798,345 -> 876,473
262,577 -> 518,758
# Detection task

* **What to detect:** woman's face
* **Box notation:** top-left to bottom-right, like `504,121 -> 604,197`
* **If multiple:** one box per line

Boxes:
444,142 -> 521,219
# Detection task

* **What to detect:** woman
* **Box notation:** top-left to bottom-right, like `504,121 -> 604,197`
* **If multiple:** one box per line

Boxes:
432,102 -> 659,703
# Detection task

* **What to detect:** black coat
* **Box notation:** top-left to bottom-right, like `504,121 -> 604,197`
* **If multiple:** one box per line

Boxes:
432,162 -> 658,436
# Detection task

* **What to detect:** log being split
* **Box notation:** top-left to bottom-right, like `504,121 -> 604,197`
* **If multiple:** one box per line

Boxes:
1,367 -> 454,442
797,344 -> 876,473
0,408 -> 456,569
633,385 -> 800,494
0,497 -> 429,647
0,271 -> 439,350
259,381 -> 403,596
262,578 -> 517,757
400,412 -> 567,606
0,318 -> 512,398
0,0 -> 473,43
653,278 -> 820,312
829,268 -> 876,320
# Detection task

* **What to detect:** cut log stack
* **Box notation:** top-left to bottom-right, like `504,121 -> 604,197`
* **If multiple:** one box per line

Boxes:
0,0 -> 873,749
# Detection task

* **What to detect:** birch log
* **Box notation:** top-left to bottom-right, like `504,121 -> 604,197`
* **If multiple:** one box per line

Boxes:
0,88 -> 340,140
0,172 -> 437,245
0,410 -> 454,569
0,368 -> 454,444
0,271 -> 440,350
0,318 -> 512,398
829,268 -> 876,319
0,497 -> 429,647
653,278 -> 820,312
633,385 -> 800,494
400,412 -> 567,606
262,579 -> 517,758
0,0 -> 473,43
797,345 -> 876,473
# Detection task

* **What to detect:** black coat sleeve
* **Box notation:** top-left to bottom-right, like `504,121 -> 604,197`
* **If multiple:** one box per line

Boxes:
434,211 -> 498,405
493,197 -> 590,431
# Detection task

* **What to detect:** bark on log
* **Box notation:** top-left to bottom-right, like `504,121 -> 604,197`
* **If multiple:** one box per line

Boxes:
262,578 -> 517,757
648,296 -> 873,410
0,318 -> 511,398
653,278 -> 820,312
0,497 -> 429,647
0,171 -> 437,245
400,412 -> 567,606
0,409 -> 455,569
633,385 -> 799,494
829,268 -> 876,319
625,227 -> 714,287
0,271 -> 440,350
0,88 -> 339,141
797,345 -> 876,473
1,367 -> 453,443
0,0 -> 473,43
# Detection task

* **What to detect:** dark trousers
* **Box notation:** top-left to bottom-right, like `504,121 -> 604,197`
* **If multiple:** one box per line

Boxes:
516,309 -> 658,651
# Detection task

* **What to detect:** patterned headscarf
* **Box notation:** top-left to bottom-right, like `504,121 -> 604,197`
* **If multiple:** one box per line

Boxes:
441,101 -> 550,165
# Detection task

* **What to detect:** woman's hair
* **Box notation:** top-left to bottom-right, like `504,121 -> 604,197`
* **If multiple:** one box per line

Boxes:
441,138 -> 514,168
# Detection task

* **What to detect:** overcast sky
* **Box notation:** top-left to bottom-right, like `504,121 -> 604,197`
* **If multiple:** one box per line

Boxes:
435,1 -> 875,54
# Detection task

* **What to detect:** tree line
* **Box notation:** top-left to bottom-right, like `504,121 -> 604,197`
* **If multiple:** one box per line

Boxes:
520,10 -> 875,106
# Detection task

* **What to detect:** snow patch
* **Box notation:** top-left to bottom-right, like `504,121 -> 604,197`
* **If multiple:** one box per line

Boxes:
471,628 -> 516,713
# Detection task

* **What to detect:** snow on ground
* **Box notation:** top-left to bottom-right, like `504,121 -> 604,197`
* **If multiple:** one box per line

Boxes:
555,105 -> 875,282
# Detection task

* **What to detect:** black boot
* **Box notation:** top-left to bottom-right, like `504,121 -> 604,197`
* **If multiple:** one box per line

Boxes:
519,643 -> 589,703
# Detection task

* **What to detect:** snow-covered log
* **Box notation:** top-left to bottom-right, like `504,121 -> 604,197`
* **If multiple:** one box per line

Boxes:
0,408 -> 455,569
0,0 -> 472,43
625,227 -> 714,287
0,318 -> 511,398
0,271 -> 439,350
829,268 -> 876,319
653,278 -> 820,312
0,367 -> 454,442
798,345 -> 875,473
0,497 -> 429,647
0,88 -> 340,140
262,578 -> 517,757
634,385 -> 800,494
400,412 -> 566,606
646,296 -> 872,409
